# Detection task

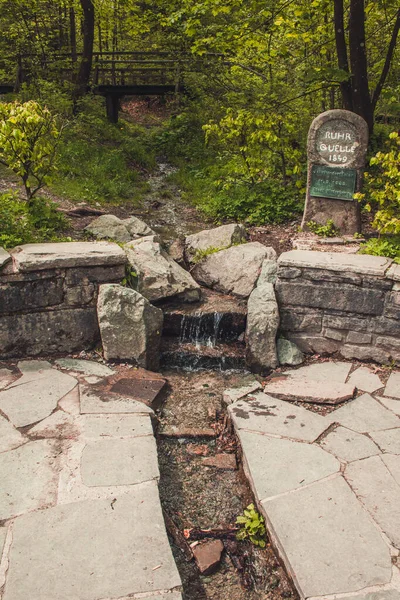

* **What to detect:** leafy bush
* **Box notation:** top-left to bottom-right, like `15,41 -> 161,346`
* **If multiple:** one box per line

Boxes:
0,100 -> 62,202
0,192 -> 68,249
359,236 -> 400,263
356,132 -> 400,234
236,503 -> 266,548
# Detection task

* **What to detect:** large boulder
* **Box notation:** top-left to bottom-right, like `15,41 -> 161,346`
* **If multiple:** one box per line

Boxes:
185,224 -> 248,262
124,238 -> 201,303
85,215 -> 154,243
246,282 -> 279,374
97,284 -> 163,370
192,242 -> 275,298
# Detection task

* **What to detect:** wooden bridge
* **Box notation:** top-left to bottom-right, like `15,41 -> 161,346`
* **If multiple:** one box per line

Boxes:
0,51 -> 187,122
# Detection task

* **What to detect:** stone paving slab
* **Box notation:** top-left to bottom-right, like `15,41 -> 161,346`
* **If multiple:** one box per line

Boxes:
345,455 -> 400,548
262,476 -> 392,598
228,392 -> 329,442
81,437 -> 159,487
278,250 -> 392,276
319,425 -> 381,462
264,375 -> 355,404
0,246 -> 11,268
0,368 -> 14,390
381,454 -> 400,486
0,414 -> 24,453
0,440 -> 58,520
239,430 -> 339,501
55,358 -> 115,377
347,367 -> 384,393
328,394 -> 400,433
370,429 -> 400,454
81,413 -> 153,438
385,372 -> 400,399
2,482 -> 182,600
284,361 -> 352,383
0,527 -> 7,560
28,410 -> 78,439
378,396 -> 400,416
0,370 -> 77,427
80,384 -> 153,415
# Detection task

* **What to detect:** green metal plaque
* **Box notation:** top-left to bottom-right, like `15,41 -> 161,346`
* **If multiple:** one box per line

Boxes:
310,165 -> 357,201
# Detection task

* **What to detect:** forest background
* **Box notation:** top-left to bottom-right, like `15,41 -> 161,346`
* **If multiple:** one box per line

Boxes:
0,0 -> 399,256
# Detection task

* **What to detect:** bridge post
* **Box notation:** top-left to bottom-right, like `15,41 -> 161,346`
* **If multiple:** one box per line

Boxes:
105,94 -> 119,123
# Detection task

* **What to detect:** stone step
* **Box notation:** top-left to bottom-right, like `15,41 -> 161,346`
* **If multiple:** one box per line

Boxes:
160,338 -> 246,371
161,289 -> 247,344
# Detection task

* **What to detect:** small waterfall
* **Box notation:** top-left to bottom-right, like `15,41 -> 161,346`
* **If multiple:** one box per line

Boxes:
179,311 -> 225,348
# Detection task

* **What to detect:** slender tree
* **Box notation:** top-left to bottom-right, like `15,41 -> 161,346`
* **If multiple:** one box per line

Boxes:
74,0 -> 95,101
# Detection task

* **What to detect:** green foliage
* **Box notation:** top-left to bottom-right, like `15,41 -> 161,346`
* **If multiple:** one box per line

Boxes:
359,236 -> 400,264
236,503 -> 266,548
51,99 -> 156,205
0,100 -> 62,202
192,245 -> 227,264
121,266 -> 139,289
307,219 -> 340,237
0,191 -> 68,249
356,133 -> 400,235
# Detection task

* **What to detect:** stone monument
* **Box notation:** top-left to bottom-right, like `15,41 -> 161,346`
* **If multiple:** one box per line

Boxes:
301,109 -> 369,234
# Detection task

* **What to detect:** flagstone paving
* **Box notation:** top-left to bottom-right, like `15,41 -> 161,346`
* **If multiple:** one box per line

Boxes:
226,361 -> 400,600
0,359 -> 182,600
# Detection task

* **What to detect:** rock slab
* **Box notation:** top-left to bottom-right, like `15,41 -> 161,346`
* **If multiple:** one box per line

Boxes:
185,223 -> 247,261
245,282 -> 279,374
97,284 -> 163,370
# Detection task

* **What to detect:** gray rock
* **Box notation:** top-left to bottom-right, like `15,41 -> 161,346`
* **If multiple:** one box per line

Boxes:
262,476 -> 391,597
280,308 -> 323,333
123,215 -> 155,237
0,309 -> 100,359
81,414 -> 153,438
328,393 -> 400,433
85,214 -> 132,242
97,284 -> 163,369
345,455 -> 400,548
324,314 -> 400,337
0,276 -> 64,314
192,242 -> 274,298
347,367 -> 383,393
276,281 -> 385,315
385,372 -> 400,399
10,241 -> 127,271
228,392 -> 329,443
286,333 -> 341,355
340,344 -> 391,364
377,396 -> 400,416
0,440 -> 58,520
319,426 -> 381,462
387,263 -> 400,281
125,238 -> 201,303
278,249 -> 392,277
0,369 -> 77,427
257,259 -> 278,285
239,430 -> 339,501
80,384 -> 153,415
3,483 -> 182,600
55,359 -> 114,377
369,428 -> 400,454
81,437 -> 159,486
246,283 -> 279,374
277,338 -> 304,366
0,247 -> 11,269
346,330 -> 373,344
185,223 -> 248,261
0,415 -> 24,453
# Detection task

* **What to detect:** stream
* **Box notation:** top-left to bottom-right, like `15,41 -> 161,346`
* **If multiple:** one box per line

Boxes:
135,162 -> 297,599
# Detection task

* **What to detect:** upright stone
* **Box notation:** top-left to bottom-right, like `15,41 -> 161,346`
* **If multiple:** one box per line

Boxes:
301,110 -> 368,234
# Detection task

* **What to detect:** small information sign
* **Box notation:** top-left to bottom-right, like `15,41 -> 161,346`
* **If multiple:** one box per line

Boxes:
310,165 -> 357,201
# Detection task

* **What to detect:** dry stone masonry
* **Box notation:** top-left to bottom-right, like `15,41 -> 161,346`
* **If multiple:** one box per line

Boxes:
276,250 -> 399,364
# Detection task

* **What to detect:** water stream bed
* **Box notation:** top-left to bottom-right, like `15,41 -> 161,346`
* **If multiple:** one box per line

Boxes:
156,370 -> 297,600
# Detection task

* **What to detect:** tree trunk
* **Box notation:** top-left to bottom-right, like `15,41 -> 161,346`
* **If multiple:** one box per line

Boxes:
349,0 -> 373,132
371,8 -> 400,113
74,0 -> 94,102
69,2 -> 77,63
333,0 -> 353,111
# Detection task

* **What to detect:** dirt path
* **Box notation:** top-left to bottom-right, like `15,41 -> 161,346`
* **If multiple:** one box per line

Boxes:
157,369 -> 297,600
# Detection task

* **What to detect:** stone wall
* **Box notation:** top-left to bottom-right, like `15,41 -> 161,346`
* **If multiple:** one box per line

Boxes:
0,242 -> 127,358
276,250 -> 400,364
